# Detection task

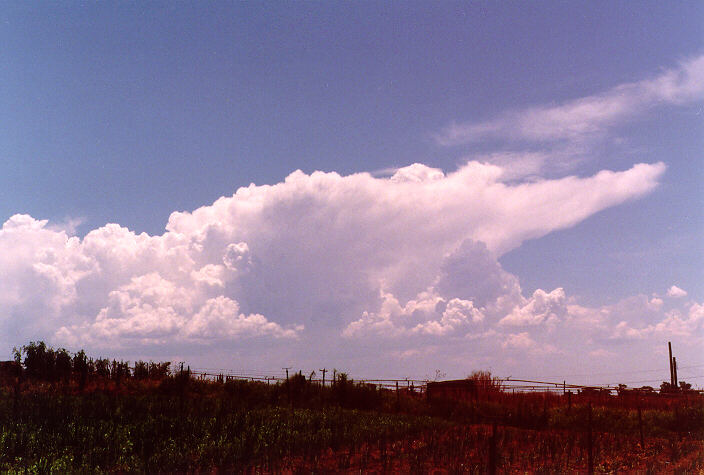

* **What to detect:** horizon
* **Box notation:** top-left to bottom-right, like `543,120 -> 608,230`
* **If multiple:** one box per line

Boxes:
1,2 -> 702,386
7,338 -> 700,391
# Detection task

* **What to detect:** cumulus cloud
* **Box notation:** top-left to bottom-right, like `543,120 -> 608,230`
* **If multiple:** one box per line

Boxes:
649,297 -> 664,310
501,332 -> 559,355
435,55 -> 704,146
559,293 -> 704,348
55,275 -> 299,348
499,288 -> 567,327
667,285 -> 688,298
645,302 -> 704,338
343,288 -> 484,338
0,160 -> 666,359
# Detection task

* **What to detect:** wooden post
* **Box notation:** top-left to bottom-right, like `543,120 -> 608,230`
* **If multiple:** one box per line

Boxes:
319,368 -> 327,387
396,381 -> 400,410
669,342 -> 674,387
283,367 -> 291,405
673,357 -> 678,388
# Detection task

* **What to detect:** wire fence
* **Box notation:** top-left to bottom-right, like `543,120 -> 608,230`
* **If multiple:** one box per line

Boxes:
178,368 -> 703,396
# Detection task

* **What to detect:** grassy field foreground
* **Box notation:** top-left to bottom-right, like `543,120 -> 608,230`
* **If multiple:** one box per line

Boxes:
0,342 -> 702,472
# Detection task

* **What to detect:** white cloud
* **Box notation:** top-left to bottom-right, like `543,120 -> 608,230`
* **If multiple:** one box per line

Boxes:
648,302 -> 704,338
649,297 -> 664,310
560,294 -> 704,347
502,332 -> 536,350
342,288 -> 484,338
611,321 -> 646,341
55,274 -> 300,348
501,332 -> 558,355
435,55 -> 704,146
184,296 -> 302,340
0,159 -> 678,374
667,285 -> 688,298
499,288 -> 567,326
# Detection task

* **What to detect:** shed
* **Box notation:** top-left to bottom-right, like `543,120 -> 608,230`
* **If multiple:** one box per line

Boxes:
426,379 -> 477,402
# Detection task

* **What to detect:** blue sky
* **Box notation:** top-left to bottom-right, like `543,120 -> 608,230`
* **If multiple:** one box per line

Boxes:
1,2 -> 702,385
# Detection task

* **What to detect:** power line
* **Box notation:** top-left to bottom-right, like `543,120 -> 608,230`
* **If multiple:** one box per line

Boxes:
543,369 -> 663,379
603,374 -> 704,386
678,364 -> 704,371
542,362 -> 704,380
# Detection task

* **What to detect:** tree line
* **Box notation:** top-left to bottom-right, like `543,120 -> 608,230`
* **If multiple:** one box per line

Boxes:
10,341 -> 170,388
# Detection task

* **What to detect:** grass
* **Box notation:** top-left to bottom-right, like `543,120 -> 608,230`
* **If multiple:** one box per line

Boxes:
1,342 -> 702,472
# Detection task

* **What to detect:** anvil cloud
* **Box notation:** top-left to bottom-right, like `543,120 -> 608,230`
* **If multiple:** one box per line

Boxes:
0,161 -> 676,363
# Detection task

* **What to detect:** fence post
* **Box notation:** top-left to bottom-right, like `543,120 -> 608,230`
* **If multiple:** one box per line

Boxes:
283,367 -> 291,406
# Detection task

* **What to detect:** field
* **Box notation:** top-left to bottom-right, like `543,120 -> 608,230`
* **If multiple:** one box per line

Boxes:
0,342 -> 702,472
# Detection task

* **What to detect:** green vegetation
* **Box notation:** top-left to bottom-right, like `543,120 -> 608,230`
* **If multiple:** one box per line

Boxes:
0,391 -> 443,472
0,341 -> 702,472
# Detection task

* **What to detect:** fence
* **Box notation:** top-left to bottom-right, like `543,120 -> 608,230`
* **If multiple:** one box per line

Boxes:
43,362 -> 696,396
181,370 -> 703,396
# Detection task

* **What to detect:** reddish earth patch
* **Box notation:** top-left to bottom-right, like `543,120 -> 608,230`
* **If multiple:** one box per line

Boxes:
248,424 -> 704,473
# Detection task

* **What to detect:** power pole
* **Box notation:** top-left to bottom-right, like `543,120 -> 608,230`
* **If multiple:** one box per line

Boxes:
669,342 -> 674,387
319,368 -> 327,386
673,357 -> 678,388
283,367 -> 292,405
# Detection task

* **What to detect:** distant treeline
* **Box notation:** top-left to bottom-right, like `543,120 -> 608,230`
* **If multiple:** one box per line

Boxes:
9,341 -> 170,387
5,341 -> 387,411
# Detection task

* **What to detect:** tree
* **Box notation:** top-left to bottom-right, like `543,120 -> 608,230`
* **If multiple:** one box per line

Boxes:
134,361 -> 149,380
23,341 -> 54,380
73,350 -> 88,390
660,381 -> 678,393
55,348 -> 72,383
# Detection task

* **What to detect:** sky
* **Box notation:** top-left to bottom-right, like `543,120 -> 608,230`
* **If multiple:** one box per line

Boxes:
1,2 -> 702,386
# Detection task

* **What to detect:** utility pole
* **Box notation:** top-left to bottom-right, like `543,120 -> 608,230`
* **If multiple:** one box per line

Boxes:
319,368 -> 327,386
673,357 -> 678,388
669,342 -> 674,387
283,367 -> 292,406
